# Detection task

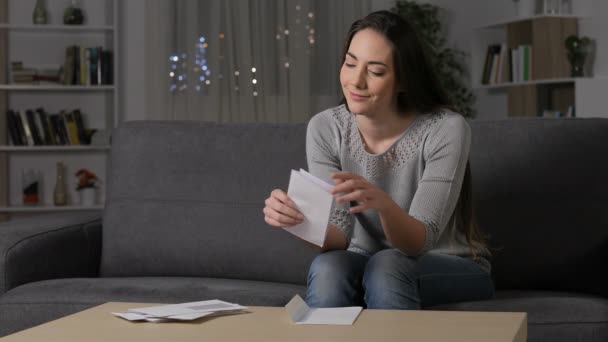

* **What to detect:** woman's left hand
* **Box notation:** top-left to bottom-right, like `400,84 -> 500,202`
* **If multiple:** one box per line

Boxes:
331,172 -> 394,214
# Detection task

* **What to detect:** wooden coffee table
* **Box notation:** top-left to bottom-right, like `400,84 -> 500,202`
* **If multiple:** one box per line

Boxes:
2,302 -> 527,341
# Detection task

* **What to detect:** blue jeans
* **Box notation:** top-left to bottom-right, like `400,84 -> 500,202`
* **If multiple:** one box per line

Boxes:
305,249 -> 495,309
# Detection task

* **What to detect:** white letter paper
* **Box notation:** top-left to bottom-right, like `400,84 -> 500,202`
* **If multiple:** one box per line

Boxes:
282,169 -> 334,247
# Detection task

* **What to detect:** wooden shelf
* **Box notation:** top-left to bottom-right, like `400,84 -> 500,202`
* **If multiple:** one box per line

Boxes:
0,23 -> 114,32
0,205 -> 104,213
0,145 -> 110,152
477,14 -> 590,29
475,77 -> 589,89
0,84 -> 114,91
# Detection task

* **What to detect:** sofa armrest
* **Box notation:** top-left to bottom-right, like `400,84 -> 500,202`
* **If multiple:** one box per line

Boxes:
0,213 -> 102,296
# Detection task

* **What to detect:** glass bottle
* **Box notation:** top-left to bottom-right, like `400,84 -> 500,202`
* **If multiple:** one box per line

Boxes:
32,0 -> 48,25
53,162 -> 68,206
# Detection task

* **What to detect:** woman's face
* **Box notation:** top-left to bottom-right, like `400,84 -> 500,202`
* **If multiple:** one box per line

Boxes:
340,28 -> 398,117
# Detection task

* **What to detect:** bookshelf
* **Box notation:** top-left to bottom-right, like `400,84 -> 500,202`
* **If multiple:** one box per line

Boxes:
471,1 -> 601,118
0,0 -> 119,220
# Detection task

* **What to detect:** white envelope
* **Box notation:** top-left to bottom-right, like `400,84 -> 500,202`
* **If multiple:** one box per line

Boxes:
285,295 -> 362,325
283,169 -> 334,247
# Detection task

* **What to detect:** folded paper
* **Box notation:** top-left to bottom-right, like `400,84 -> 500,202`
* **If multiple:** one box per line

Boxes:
285,295 -> 362,325
282,169 -> 334,247
112,299 -> 248,323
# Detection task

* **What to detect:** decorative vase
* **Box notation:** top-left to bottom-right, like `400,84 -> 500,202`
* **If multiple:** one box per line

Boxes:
565,35 -> 591,78
53,162 -> 68,206
79,187 -> 96,206
32,0 -> 48,25
568,52 -> 587,77
63,0 -> 85,25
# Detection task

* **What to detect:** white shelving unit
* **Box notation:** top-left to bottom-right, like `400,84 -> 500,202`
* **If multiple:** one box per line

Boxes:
0,0 -> 119,217
471,13 -> 591,90
470,1 -> 605,118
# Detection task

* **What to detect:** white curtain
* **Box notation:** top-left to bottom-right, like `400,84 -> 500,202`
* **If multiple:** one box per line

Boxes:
144,0 -> 371,122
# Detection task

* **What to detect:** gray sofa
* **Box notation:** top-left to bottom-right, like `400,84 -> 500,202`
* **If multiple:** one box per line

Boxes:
1,119 -> 607,341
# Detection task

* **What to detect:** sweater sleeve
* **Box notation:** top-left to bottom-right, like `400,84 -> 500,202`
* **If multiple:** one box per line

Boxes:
408,114 -> 471,253
306,112 -> 355,241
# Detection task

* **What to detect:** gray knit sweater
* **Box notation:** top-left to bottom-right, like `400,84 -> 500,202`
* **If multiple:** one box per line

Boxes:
306,105 -> 490,271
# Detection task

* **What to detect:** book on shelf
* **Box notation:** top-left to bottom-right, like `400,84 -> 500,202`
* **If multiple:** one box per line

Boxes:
482,44 -> 511,85
482,43 -> 533,85
64,45 -> 113,86
18,110 -> 35,146
496,43 -> 509,84
5,108 -> 97,146
510,45 -> 532,83
482,44 -> 500,85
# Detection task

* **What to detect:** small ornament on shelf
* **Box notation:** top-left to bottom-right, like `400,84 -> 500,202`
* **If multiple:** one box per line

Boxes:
63,0 -> 85,25
75,168 -> 98,206
32,0 -> 48,25
22,169 -> 42,206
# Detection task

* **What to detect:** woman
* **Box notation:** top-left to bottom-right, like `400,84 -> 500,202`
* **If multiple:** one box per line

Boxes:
263,10 -> 494,309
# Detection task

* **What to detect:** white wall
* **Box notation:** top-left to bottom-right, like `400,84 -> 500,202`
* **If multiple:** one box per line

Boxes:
120,0 -> 608,121
119,0 -> 146,121
580,1 -> 608,76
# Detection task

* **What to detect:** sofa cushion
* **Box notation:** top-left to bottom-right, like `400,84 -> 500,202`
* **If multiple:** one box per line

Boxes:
101,121 -> 318,284
468,119 -> 608,297
0,277 -> 306,337
430,290 -> 608,342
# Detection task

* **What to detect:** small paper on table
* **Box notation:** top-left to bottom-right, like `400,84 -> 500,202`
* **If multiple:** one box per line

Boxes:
285,295 -> 362,325
283,169 -> 334,247
112,299 -> 248,323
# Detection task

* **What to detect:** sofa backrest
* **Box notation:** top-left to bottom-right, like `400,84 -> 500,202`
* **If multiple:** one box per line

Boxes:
100,121 -> 318,285
469,118 -> 608,297
101,118 -> 608,296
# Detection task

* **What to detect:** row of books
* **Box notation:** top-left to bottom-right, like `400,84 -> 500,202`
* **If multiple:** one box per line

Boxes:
65,46 -> 113,86
481,43 -> 532,85
10,62 -> 61,84
6,109 -> 96,146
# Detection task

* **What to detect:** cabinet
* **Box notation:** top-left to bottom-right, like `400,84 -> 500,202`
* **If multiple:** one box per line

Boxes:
0,0 -> 119,220
471,4 -> 600,118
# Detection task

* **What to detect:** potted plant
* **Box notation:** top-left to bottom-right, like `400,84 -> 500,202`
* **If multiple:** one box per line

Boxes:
392,0 -> 475,117
565,35 -> 591,77
75,168 -> 98,206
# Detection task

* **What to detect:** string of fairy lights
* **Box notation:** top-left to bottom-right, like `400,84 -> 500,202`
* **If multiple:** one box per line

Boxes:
169,4 -> 316,96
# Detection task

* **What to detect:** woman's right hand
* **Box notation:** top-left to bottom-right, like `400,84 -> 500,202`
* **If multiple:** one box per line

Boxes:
263,189 -> 304,227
